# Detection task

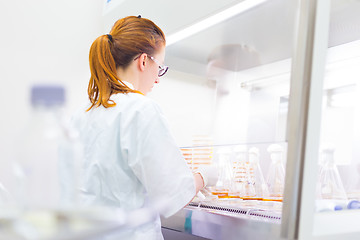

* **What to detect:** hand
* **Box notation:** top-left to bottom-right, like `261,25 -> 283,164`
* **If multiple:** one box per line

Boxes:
196,165 -> 218,187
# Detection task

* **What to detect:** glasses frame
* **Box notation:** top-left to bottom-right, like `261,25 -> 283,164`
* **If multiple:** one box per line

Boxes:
148,56 -> 169,77
133,53 -> 169,77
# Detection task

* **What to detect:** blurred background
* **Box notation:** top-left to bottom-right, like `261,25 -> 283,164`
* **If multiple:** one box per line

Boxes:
0,0 -> 105,190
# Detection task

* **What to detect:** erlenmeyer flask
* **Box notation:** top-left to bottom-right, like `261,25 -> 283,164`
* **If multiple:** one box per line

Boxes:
246,147 -> 269,200
242,148 -> 256,200
233,145 -> 248,198
225,146 -> 243,198
266,144 -> 285,201
317,146 -> 347,201
212,147 -> 233,198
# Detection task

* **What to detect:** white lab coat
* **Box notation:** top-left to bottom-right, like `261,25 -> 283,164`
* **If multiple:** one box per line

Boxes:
71,84 -> 196,240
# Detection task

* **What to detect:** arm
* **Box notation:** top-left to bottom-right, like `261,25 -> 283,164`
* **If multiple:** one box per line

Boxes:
127,100 -> 197,217
194,173 -> 205,193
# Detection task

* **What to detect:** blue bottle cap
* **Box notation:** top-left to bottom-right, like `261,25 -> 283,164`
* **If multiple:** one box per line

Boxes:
334,205 -> 343,211
31,85 -> 65,107
347,200 -> 360,209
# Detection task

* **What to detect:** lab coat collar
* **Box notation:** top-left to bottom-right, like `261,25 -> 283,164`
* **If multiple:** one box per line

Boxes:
122,80 -> 135,90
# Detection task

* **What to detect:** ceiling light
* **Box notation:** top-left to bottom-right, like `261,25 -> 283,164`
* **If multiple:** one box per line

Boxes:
166,0 -> 269,46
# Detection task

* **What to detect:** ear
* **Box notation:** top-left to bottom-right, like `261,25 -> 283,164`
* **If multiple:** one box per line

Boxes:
136,53 -> 148,72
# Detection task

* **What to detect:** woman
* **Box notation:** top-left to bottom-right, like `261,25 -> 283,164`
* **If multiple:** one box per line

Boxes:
71,16 -> 215,239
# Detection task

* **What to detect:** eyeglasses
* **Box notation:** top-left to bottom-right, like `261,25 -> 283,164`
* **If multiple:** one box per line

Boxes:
133,54 -> 169,77
149,56 -> 169,77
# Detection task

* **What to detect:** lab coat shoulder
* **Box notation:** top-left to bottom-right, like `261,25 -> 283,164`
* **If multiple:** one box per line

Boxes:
122,94 -> 196,218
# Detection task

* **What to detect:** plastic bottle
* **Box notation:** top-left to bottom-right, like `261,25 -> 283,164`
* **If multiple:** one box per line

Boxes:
315,199 -> 347,212
13,85 -> 81,210
0,181 -> 12,206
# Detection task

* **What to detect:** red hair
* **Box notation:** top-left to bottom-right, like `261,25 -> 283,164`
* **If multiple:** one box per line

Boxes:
87,16 -> 165,111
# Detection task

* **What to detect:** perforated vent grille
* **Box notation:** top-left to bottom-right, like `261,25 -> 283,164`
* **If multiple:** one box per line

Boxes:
187,202 -> 281,222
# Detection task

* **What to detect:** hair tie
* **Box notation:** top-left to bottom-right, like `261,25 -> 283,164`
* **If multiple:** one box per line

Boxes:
137,15 -> 141,18
106,34 -> 113,43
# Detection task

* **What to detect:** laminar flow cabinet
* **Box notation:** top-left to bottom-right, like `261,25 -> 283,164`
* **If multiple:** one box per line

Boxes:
157,0 -> 360,239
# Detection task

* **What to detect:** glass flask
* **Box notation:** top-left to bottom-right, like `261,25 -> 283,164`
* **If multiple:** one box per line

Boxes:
232,145 -> 248,198
317,146 -> 347,201
246,147 -> 269,200
211,147 -> 233,198
266,144 -> 286,201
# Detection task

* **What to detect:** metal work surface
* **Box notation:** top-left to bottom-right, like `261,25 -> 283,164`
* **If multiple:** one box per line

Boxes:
162,202 -> 282,240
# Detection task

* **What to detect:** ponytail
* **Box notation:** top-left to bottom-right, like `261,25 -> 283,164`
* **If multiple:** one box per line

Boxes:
87,34 -> 136,111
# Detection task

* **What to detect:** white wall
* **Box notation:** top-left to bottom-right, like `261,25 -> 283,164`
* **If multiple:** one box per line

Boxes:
149,71 -> 216,147
0,0 -> 104,189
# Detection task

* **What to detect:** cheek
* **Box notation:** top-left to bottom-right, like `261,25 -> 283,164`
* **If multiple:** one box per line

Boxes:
146,67 -> 158,79
148,72 -> 157,83
153,67 -> 159,77
145,74 -> 156,86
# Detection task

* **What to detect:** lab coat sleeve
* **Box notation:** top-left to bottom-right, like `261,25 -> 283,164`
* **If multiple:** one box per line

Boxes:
126,99 -> 196,218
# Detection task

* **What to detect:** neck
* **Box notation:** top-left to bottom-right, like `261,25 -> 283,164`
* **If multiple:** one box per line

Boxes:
116,66 -> 139,89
